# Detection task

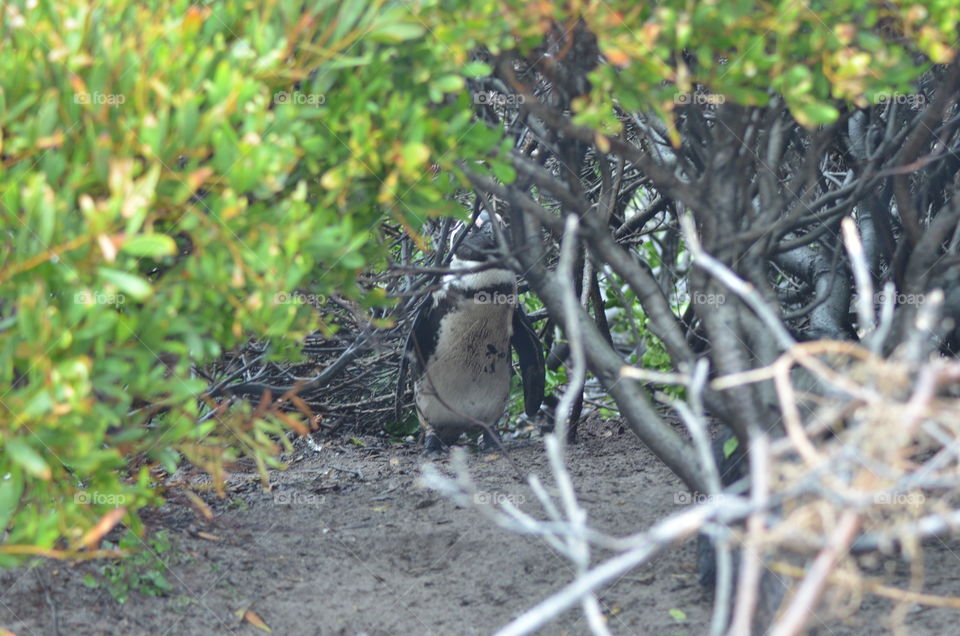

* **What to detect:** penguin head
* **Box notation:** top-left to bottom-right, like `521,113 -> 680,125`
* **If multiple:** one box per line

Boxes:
440,210 -> 515,292
450,211 -> 503,264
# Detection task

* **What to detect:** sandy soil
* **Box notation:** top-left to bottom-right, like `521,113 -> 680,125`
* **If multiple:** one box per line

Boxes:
2,416 -> 960,635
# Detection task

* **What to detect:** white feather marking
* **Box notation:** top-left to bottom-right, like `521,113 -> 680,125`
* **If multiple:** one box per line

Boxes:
442,255 -> 515,291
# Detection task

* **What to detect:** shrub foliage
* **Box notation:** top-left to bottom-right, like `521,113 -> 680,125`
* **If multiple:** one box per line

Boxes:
0,0 -> 488,564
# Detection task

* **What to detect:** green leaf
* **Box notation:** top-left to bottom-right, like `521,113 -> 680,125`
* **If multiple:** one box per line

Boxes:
491,162 -> 516,183
4,439 -> 52,480
121,234 -> 177,258
98,268 -> 154,301
431,74 -> 465,93
0,469 -> 24,531
791,100 -> 840,128
152,448 -> 180,475
462,61 -> 492,78
723,435 -> 739,459
401,142 -> 430,168
369,22 -> 425,43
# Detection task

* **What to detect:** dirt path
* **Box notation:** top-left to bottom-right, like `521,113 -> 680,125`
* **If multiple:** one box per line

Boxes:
2,417 -> 959,635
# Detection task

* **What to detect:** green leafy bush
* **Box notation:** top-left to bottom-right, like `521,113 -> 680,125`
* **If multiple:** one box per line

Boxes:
0,0 -> 487,564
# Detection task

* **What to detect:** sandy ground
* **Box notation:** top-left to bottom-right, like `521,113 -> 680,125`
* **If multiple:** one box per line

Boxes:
2,415 -> 960,635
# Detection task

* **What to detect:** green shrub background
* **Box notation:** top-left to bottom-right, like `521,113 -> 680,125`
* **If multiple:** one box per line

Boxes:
0,0 -> 488,564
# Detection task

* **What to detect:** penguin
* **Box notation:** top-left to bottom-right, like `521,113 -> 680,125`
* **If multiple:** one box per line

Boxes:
406,214 -> 545,454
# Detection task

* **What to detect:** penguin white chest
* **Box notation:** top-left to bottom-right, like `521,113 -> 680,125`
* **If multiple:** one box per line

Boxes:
415,299 -> 514,431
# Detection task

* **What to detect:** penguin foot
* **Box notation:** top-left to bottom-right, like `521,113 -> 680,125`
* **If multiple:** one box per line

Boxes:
422,432 -> 446,458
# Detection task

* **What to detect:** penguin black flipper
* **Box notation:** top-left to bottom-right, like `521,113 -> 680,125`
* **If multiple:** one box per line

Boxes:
511,306 -> 545,417
408,295 -> 442,380
396,295 -> 436,421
